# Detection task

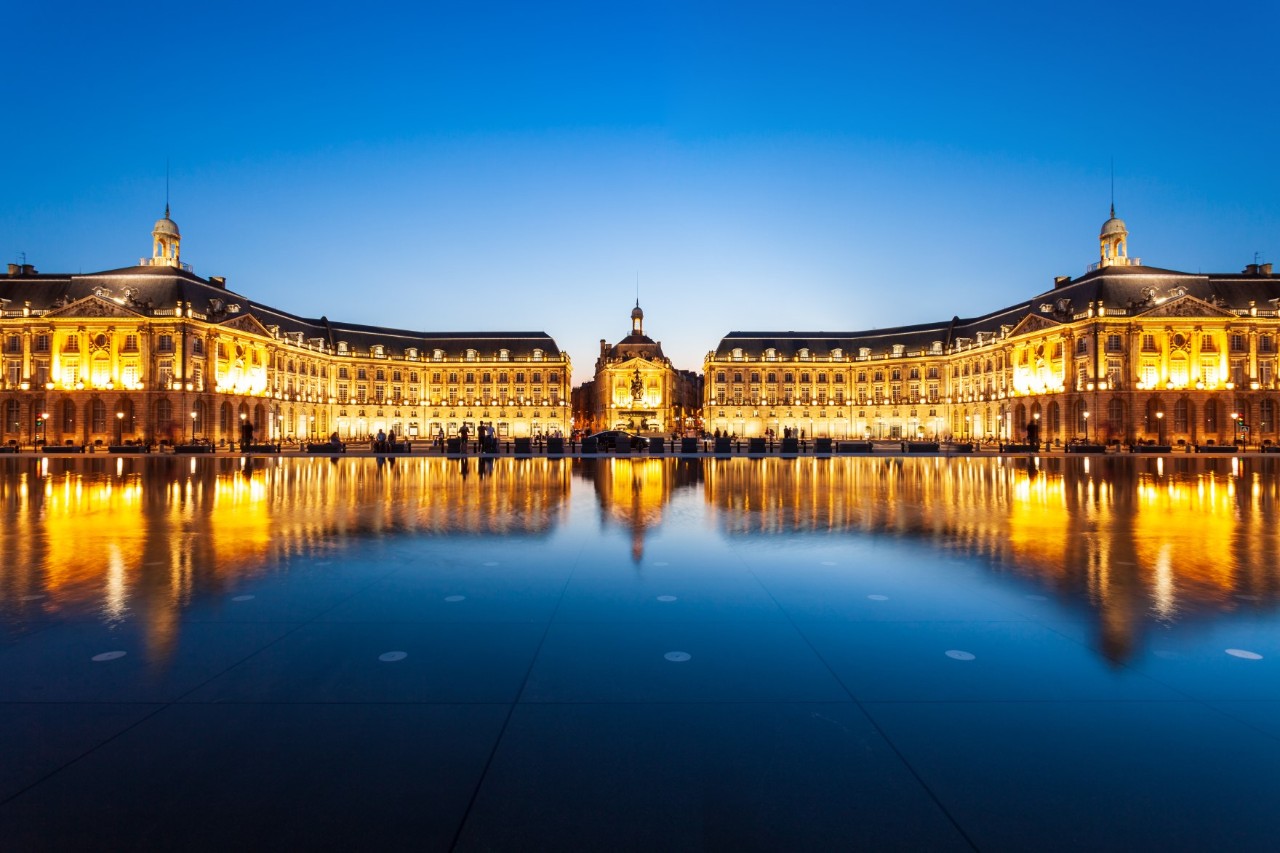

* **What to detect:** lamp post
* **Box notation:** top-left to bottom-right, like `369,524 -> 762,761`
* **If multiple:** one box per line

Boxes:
189,410 -> 197,443
1156,410 -> 1165,446
37,411 -> 48,447
1083,410 -> 1090,443
116,411 -> 124,445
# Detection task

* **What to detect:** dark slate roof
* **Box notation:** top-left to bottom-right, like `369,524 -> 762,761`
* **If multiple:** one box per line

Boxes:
0,266 -> 562,359
608,332 -> 666,360
714,265 -> 1280,358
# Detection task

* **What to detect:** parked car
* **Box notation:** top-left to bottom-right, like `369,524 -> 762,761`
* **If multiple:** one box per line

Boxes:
588,430 -> 647,450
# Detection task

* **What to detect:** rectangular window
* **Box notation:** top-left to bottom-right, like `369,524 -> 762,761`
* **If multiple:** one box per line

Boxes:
1260,336 -> 1274,354
156,334 -> 172,352
1106,334 -> 1122,352
157,359 -> 172,388
1231,360 -> 1246,386
192,338 -> 204,355
5,336 -> 21,354
35,360 -> 50,386
6,361 -> 19,384
1076,338 -> 1088,355
1201,361 -> 1219,387
64,335 -> 80,353
1142,334 -> 1156,352
1231,334 -> 1246,352
1262,362 -> 1274,386
35,334 -> 50,353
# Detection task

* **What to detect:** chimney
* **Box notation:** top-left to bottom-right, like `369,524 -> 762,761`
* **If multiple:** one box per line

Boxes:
209,276 -> 226,288
20,264 -> 36,275
1054,275 -> 1071,289
1263,263 -> 1274,276
600,339 -> 608,355
1244,264 -> 1260,275
6,264 -> 17,276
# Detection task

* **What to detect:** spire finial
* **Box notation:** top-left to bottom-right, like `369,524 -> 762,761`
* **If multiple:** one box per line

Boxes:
1109,157 -> 1114,217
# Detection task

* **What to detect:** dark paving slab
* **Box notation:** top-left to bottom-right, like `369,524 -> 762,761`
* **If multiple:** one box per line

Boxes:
0,703 -> 162,801
521,621 -> 849,703
1128,618 -> 1280,700
0,703 -> 507,851
1207,700 -> 1280,740
864,700 -> 1280,852
456,702 -> 971,852
182,621 -> 545,704
553,564 -> 786,623
318,568 -> 569,624
800,620 -> 1184,702
0,621 -> 298,703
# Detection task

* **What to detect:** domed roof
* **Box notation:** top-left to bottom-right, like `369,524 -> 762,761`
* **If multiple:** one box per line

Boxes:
153,206 -> 180,237
1100,205 -> 1126,237
631,301 -> 643,320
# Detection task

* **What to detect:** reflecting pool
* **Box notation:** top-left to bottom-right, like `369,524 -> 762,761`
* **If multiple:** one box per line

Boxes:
1,455 -> 1278,850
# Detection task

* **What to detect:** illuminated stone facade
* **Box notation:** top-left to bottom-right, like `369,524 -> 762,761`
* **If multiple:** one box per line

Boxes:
705,213 -> 1280,446
0,213 -> 572,447
574,302 -> 701,434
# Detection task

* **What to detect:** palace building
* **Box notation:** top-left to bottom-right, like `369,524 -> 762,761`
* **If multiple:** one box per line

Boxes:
573,301 -> 702,435
704,211 -> 1280,447
0,211 -> 572,447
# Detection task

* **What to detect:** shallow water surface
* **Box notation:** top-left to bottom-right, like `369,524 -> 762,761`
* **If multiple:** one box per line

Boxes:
1,455 -> 1278,850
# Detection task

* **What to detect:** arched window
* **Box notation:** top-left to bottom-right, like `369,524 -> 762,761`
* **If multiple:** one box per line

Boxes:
1173,398 -> 1190,433
156,399 -> 173,433
3,400 -> 19,435
1108,398 -> 1125,438
1204,399 -> 1218,433
61,399 -> 76,432
90,398 -> 106,433
1260,400 -> 1275,435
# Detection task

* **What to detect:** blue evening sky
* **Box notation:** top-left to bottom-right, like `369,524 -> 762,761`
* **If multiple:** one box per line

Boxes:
4,1 -> 1278,384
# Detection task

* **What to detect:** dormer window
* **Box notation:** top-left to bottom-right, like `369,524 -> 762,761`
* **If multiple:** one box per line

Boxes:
798,348 -> 810,360
731,347 -> 743,360
532,349 -> 543,361
831,348 -> 843,359
892,344 -> 905,357
372,345 -> 385,358
764,347 -> 777,360
337,341 -> 349,355
465,348 -> 477,361
433,349 -> 444,361
498,348 -> 510,361
859,347 -> 871,358
406,347 -> 418,360
931,341 -> 943,354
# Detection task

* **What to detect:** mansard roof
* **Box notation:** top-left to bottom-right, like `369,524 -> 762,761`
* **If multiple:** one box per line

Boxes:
713,264 -> 1280,360
0,265 -> 562,360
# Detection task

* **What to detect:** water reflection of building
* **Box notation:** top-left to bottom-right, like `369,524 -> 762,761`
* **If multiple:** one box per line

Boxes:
577,457 -> 703,562
0,457 -> 570,656
705,457 -> 1280,662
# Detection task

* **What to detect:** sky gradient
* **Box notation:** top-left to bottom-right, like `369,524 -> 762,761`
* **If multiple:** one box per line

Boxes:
5,1 -> 1278,384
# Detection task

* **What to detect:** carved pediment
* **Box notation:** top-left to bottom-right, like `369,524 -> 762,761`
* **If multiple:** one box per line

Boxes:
1135,294 -> 1236,319
43,295 -> 143,319
218,312 -> 274,337
1008,312 -> 1062,338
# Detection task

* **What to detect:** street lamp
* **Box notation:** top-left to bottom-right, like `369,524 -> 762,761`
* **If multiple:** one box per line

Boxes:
37,411 -> 48,447
116,411 -> 124,445
1156,410 -> 1165,445
189,410 -> 197,442
1083,410 -> 1090,443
